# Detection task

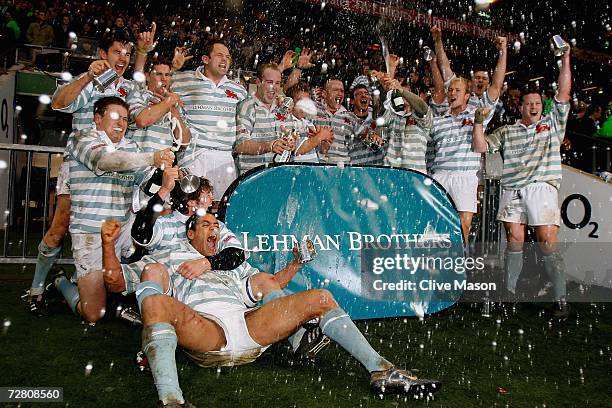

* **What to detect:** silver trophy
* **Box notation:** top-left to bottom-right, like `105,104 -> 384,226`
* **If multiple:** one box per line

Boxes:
297,239 -> 317,264
550,35 -> 569,57
179,168 -> 200,194
423,46 -> 434,62
273,127 -> 298,163
92,68 -> 119,92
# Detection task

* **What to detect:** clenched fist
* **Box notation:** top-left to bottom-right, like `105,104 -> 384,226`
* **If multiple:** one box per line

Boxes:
101,219 -> 122,244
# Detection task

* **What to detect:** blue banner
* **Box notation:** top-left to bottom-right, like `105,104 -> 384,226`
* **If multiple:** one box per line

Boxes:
219,164 -> 465,320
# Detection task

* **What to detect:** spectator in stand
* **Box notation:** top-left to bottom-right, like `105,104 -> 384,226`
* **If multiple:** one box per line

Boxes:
573,103 -> 603,136
4,8 -> 20,41
26,10 -> 53,46
53,14 -> 73,47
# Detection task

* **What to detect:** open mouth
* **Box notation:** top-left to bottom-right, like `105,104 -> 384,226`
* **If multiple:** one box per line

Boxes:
218,63 -> 227,70
360,98 -> 368,105
115,63 -> 126,72
206,234 -> 217,251
449,97 -> 457,104
113,127 -> 123,133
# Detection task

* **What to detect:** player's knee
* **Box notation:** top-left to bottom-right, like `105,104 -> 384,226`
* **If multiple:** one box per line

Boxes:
141,263 -> 168,285
255,273 -> 281,293
310,289 -> 338,313
81,305 -> 106,323
103,268 -> 126,293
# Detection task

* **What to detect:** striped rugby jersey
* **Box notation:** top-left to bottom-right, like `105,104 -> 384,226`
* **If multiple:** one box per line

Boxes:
348,111 -> 385,165
168,241 -> 259,314
53,74 -> 141,132
171,67 -> 247,153
126,89 -> 192,173
67,128 -> 144,234
126,89 -> 177,152
429,91 -> 496,173
122,216 -> 246,293
382,107 -> 433,173
485,98 -> 570,190
235,96 -> 286,174
314,102 -> 355,164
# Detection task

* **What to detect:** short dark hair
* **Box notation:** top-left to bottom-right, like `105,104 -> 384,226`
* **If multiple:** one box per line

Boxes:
520,90 -> 543,105
146,56 -> 173,73
351,84 -> 369,97
99,29 -> 133,53
185,210 -> 215,237
93,96 -> 129,117
171,177 -> 213,213
204,40 -> 228,58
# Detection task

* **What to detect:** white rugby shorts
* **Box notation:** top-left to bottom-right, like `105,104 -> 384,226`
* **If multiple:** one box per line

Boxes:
432,170 -> 479,213
497,182 -> 560,226
71,218 -> 135,281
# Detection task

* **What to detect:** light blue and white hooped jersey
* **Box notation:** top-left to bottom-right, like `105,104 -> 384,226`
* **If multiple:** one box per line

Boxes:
143,211 -> 244,255
171,67 -> 247,154
67,128 -> 145,234
382,107 -> 433,173
235,96 -> 286,174
314,102 -> 355,164
168,241 -> 259,314
429,92 -> 496,174
348,111 -> 385,166
122,217 -> 247,294
485,98 -> 570,190
53,74 -> 141,132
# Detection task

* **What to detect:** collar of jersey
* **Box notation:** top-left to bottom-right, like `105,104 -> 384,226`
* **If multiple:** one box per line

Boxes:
253,95 -> 277,112
173,210 -> 191,224
324,102 -> 347,115
195,66 -> 229,87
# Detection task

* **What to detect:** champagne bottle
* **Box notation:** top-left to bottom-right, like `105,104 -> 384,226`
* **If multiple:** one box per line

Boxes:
143,151 -> 177,196
390,88 -> 405,113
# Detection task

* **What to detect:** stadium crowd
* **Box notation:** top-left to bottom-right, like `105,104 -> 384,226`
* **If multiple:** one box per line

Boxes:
5,0 -> 611,407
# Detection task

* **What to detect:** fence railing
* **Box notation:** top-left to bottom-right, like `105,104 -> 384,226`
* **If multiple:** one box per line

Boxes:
0,143 -> 72,264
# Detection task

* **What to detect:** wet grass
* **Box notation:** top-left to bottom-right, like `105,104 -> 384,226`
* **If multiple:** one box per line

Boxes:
1,266 -> 611,408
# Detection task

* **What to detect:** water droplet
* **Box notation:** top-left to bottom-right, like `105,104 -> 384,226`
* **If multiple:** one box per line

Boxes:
133,71 -> 146,83
38,94 -> 51,105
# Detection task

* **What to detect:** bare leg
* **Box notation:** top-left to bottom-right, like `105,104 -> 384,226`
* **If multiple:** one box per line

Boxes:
459,211 -> 474,244
76,270 -> 107,323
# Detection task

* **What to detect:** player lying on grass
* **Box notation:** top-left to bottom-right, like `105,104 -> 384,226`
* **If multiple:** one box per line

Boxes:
101,212 -> 442,407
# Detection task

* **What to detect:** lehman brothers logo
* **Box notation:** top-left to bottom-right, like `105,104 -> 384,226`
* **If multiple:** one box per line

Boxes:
239,222 -> 452,252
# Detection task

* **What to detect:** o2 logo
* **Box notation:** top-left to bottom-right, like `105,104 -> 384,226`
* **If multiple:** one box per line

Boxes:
561,194 -> 599,238
1,98 -> 8,139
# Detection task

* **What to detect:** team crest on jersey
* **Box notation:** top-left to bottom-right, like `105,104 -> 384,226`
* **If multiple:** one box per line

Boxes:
118,87 -> 128,97
406,117 -> 417,126
536,123 -> 550,133
275,112 -> 286,121
225,89 -> 238,99
462,118 -> 474,127
344,118 -> 352,125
